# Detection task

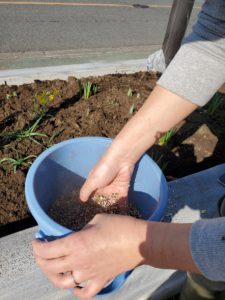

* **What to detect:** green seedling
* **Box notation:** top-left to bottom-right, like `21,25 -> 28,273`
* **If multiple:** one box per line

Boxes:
92,83 -> 98,95
0,154 -> 36,173
129,104 -> 136,115
5,91 -> 17,100
127,87 -> 133,97
159,128 -> 176,146
47,129 -> 64,147
16,116 -> 47,141
2,116 -> 47,144
84,82 -> 92,99
79,81 -> 98,99
206,93 -> 223,114
78,79 -> 84,97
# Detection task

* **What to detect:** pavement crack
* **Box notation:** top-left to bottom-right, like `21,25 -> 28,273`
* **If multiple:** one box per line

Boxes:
132,4 -> 149,9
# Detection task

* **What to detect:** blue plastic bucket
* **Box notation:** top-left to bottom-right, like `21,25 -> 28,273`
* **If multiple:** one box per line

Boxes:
25,136 -> 168,296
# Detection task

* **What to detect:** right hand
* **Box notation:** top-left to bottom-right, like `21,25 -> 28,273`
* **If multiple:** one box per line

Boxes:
80,155 -> 134,207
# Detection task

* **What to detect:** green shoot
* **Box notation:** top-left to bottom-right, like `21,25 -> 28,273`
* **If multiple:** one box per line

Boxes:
92,83 -> 98,95
78,79 -> 84,96
129,104 -> 136,115
0,154 -> 36,173
159,128 -> 176,146
206,93 -> 223,114
2,116 -> 47,144
47,129 -> 64,147
16,116 -> 47,140
127,87 -> 133,97
79,81 -> 98,99
84,82 -> 92,99
5,91 -> 17,100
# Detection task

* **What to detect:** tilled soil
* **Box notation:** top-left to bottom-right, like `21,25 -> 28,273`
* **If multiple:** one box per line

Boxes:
0,71 -> 225,236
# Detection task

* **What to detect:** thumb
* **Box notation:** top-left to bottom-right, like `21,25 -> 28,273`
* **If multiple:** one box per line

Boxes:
79,178 -> 97,202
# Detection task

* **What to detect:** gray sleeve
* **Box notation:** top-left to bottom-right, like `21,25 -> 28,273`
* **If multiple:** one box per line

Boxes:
157,0 -> 225,106
190,218 -> 225,281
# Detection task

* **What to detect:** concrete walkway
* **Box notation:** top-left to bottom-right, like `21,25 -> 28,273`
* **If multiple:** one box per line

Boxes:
1,163 -> 225,300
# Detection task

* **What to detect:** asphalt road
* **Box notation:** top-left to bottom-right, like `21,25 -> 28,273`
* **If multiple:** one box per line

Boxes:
0,0 -> 203,69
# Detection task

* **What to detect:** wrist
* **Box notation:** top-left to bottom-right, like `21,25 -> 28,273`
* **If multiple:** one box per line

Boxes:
131,218 -> 149,266
142,221 -> 200,273
101,138 -> 136,169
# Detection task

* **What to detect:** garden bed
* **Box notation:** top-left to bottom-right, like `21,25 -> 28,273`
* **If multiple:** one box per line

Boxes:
0,71 -> 225,237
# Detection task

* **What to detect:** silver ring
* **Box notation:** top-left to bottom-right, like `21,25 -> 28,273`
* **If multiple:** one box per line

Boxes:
71,271 -> 80,287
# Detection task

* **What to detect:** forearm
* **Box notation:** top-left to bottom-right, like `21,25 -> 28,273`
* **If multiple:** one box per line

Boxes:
139,220 -> 200,274
106,85 -> 197,165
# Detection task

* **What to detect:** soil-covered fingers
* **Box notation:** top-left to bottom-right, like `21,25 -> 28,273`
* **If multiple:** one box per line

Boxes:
73,277 -> 109,299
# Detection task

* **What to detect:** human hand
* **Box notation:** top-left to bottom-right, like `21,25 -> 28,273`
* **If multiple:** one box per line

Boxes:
32,214 -> 147,299
80,153 -> 134,208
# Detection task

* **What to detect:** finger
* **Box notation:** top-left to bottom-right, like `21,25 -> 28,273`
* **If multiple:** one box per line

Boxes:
73,277 -> 109,300
34,255 -> 71,275
80,178 -> 97,202
47,271 -> 77,289
32,237 -> 70,259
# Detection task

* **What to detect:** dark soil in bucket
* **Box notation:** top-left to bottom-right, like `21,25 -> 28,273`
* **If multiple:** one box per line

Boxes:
0,71 -> 225,237
49,192 -> 141,231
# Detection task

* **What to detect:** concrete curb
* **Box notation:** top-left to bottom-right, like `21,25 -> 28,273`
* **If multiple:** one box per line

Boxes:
0,59 -> 147,85
0,45 -> 160,71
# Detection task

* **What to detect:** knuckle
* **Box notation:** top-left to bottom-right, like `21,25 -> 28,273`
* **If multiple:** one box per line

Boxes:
73,270 -> 84,284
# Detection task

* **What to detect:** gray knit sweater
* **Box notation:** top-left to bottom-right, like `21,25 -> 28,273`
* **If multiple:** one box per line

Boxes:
158,0 -> 225,282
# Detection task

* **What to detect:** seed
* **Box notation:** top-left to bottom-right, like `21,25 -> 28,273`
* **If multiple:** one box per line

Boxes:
48,191 -> 142,231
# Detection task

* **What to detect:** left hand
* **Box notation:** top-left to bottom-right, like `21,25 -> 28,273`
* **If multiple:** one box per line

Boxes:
32,214 -> 147,299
